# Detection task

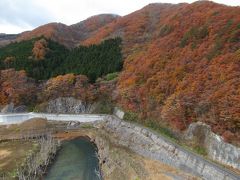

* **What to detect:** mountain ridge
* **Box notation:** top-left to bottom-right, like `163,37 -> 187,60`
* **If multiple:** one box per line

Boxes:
0,1 -> 240,143
17,14 -> 120,48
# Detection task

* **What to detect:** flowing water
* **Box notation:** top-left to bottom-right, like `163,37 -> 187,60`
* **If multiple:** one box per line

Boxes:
45,138 -> 101,180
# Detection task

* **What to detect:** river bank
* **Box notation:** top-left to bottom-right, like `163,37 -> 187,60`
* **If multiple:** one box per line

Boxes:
45,137 -> 101,180
54,128 -> 197,180
0,116 -> 239,180
0,119 -> 197,180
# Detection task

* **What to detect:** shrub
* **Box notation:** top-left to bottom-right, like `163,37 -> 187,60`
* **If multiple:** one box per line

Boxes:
144,119 -> 177,141
124,111 -> 139,122
159,25 -> 173,37
229,29 -> 240,43
105,72 -> 119,81
81,124 -> 94,129
193,145 -> 207,156
222,130 -> 234,143
94,100 -> 114,114
124,111 -> 178,141
207,38 -> 224,60
180,26 -> 208,48
197,26 -> 209,39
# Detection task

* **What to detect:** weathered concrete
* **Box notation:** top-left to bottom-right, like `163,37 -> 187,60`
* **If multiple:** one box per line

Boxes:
185,122 -> 240,170
0,112 -> 239,179
103,116 -> 240,180
113,107 -> 125,119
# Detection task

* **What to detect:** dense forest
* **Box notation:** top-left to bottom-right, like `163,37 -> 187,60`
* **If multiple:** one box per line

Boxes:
80,1 -> 240,143
0,1 -> 239,143
0,37 -> 122,81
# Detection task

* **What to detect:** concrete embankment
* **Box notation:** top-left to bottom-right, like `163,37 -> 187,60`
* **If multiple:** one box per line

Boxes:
103,116 -> 240,180
1,112 -> 239,180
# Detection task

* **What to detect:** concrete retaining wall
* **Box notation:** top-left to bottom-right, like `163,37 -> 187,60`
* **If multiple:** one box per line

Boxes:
0,112 -> 239,179
207,131 -> 240,170
113,107 -> 125,119
103,116 -> 240,180
185,122 -> 240,170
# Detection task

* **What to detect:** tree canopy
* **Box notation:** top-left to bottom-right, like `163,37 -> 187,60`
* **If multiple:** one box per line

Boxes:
0,37 -> 122,82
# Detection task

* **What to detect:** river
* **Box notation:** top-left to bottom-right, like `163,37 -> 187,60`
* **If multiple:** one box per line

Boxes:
45,138 -> 101,180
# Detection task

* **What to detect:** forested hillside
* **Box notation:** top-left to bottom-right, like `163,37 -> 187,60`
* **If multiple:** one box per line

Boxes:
0,37 -> 122,81
17,14 -> 120,48
54,38 -> 122,81
80,1 -> 240,143
0,1 -> 239,143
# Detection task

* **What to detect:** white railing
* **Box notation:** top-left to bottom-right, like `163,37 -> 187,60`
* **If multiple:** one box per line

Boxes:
0,112 -> 107,125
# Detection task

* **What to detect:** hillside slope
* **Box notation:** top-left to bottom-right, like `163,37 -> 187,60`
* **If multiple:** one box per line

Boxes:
0,34 -> 18,47
0,37 -> 122,81
1,1 -> 239,142
17,14 -> 120,48
81,1 -> 240,142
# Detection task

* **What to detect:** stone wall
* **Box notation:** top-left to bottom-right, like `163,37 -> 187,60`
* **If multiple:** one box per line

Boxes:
103,116 -> 240,180
46,97 -> 95,114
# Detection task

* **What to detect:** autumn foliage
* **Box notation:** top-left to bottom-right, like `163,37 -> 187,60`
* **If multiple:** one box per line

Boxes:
32,39 -> 49,60
118,2 -> 240,141
18,15 -> 119,48
0,69 -> 36,106
41,74 -> 96,103
0,1 -> 239,142
80,1 -> 240,141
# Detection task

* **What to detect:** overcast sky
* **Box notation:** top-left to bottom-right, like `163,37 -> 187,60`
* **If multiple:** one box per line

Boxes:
0,0 -> 239,34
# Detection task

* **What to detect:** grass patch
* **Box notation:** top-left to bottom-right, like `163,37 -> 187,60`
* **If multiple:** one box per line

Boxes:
123,110 -> 211,157
0,140 -> 38,179
104,72 -> 119,81
80,124 -> 94,129
144,120 -> 178,142
124,111 -> 178,142
192,145 -> 207,156
124,111 -> 139,122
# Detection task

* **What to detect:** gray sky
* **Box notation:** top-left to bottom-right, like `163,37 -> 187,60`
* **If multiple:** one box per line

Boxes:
0,0 -> 239,34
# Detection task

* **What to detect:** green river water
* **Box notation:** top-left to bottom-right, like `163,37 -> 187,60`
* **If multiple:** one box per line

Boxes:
45,138 -> 101,180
